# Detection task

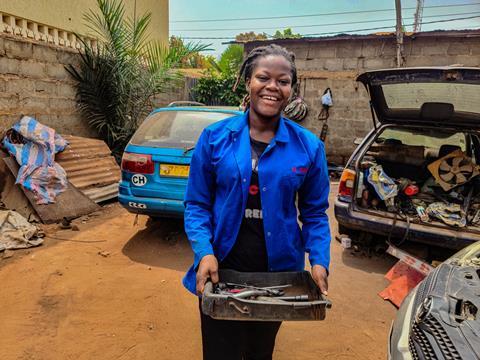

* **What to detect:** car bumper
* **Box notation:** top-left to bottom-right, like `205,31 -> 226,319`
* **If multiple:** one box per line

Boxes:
334,198 -> 480,250
118,185 -> 185,217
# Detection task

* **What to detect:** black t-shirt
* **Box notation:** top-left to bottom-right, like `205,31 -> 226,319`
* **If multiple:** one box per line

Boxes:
220,138 -> 269,272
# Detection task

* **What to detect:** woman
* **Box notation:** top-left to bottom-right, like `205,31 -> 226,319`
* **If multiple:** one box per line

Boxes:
183,44 -> 331,360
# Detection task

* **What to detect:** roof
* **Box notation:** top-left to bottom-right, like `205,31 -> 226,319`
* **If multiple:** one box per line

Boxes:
151,107 -> 243,115
234,29 -> 480,47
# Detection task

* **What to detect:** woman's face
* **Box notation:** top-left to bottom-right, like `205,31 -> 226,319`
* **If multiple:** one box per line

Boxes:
247,55 -> 293,119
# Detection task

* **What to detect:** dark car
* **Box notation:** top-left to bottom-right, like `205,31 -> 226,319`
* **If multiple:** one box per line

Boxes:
388,241 -> 480,359
335,67 -> 480,250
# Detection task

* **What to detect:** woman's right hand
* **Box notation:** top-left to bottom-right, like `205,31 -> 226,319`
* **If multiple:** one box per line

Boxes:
196,254 -> 219,295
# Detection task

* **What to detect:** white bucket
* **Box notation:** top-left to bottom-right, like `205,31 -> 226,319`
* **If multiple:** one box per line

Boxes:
341,236 -> 352,249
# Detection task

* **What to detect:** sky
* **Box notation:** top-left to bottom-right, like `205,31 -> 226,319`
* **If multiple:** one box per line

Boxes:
169,0 -> 480,58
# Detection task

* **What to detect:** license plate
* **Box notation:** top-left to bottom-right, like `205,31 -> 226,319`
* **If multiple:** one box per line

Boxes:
160,164 -> 190,178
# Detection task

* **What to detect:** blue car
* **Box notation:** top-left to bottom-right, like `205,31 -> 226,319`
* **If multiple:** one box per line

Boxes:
118,105 -> 242,218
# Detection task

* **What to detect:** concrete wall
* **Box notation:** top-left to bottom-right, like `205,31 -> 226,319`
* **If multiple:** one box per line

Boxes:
0,32 -> 194,137
245,32 -> 480,164
1,0 -> 168,44
0,33 -> 97,137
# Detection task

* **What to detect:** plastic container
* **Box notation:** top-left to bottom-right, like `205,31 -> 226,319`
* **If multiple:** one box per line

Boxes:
341,236 -> 352,249
201,269 -> 332,321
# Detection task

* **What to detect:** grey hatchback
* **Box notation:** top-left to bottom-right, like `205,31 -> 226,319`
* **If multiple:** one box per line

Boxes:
335,67 -> 480,250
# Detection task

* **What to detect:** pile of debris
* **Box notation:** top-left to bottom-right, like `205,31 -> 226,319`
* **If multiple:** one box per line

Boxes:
0,116 -> 120,253
356,139 -> 480,230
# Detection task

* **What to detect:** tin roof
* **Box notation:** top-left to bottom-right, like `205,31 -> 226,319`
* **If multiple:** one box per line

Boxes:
56,135 -> 120,203
234,29 -> 480,47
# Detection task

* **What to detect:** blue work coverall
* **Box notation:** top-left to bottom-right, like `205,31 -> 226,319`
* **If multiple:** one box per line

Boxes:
183,111 -> 331,294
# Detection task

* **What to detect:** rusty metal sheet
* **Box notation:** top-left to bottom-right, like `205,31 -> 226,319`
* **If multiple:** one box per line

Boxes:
56,135 -> 121,202
3,157 -> 99,224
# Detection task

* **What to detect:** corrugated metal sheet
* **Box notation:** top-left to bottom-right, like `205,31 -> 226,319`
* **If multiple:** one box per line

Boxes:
56,135 -> 120,203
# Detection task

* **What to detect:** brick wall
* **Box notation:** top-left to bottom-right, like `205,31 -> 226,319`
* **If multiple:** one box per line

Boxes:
245,31 -> 480,164
0,33 -> 97,137
0,33 -> 192,138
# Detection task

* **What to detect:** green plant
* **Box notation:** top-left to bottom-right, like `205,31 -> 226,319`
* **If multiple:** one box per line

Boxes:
193,69 -> 246,106
272,28 -> 302,39
192,44 -> 246,106
66,0 -> 208,159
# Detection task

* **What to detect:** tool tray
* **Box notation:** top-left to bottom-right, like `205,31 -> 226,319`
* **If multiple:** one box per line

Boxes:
201,269 -> 332,321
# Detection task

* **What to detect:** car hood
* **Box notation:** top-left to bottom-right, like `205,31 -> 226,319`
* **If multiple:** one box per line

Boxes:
357,67 -> 480,128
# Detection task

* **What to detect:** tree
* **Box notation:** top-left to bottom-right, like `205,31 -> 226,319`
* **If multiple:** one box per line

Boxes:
66,0 -> 208,159
235,31 -> 268,42
217,44 -> 244,75
169,35 -> 212,69
272,28 -> 302,39
192,45 -> 246,106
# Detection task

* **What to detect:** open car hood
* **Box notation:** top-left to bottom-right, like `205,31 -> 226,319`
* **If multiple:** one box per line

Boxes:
357,67 -> 480,128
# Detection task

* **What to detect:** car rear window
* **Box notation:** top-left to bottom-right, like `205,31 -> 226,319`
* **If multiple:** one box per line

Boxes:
130,111 -> 231,148
382,83 -> 480,114
378,128 -> 466,151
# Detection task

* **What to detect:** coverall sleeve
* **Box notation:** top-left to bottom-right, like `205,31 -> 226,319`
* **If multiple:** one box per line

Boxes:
184,129 -> 215,269
298,140 -> 331,272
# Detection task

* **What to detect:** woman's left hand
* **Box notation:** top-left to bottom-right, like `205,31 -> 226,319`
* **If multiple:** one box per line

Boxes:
311,264 -> 328,296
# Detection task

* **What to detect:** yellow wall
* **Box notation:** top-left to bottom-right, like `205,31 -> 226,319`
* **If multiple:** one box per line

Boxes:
1,0 -> 168,44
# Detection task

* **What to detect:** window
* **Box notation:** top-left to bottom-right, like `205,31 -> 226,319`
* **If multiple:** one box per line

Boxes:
130,111 -> 231,148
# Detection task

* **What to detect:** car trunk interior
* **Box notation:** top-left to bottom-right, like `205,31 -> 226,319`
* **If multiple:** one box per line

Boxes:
353,125 -> 480,232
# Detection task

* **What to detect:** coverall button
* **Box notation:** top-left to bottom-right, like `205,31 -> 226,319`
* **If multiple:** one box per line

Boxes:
243,178 -> 246,182
262,187 -> 267,192
267,232 -> 271,236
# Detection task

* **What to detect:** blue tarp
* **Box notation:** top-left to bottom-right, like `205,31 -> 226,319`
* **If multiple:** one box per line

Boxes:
2,116 -> 69,204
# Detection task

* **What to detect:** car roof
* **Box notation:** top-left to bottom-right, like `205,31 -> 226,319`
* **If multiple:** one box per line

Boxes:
150,106 -> 243,116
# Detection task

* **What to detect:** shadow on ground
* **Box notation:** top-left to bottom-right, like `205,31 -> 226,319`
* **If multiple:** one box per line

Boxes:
341,249 -> 397,275
122,217 -> 193,272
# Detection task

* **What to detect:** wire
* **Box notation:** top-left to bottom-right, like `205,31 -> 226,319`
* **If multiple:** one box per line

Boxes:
170,2 -> 480,23
172,11 -> 480,32
303,14 -> 480,37
175,15 -> 480,40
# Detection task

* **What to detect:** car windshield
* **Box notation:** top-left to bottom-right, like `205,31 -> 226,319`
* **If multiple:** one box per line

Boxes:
130,111 -> 231,148
382,83 -> 480,114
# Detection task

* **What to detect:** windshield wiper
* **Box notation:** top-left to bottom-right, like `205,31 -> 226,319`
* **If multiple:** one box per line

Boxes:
183,146 -> 195,155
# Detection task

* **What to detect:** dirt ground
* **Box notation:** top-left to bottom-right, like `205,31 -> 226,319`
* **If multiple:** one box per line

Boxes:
0,185 -> 398,360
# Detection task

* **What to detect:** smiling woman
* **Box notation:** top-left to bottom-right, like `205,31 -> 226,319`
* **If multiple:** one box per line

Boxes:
183,44 -> 332,360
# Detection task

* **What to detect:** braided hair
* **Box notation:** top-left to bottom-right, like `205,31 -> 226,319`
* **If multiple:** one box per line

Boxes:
233,44 -> 298,109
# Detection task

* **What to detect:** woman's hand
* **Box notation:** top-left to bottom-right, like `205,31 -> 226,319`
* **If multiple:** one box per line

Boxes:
196,255 -> 219,295
311,264 -> 328,296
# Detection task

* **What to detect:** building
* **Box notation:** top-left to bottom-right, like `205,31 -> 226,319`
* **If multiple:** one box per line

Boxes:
1,0 -> 168,47
242,30 -> 480,163
0,0 -> 169,137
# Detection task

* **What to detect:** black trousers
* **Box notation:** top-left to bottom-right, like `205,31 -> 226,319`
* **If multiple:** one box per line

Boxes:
199,301 -> 282,360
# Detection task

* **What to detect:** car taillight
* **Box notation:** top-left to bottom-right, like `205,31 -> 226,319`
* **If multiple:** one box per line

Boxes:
121,152 -> 154,174
338,169 -> 356,199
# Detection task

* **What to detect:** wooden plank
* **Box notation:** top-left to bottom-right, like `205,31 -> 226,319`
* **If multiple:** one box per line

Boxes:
3,157 -> 100,224
0,159 -> 39,222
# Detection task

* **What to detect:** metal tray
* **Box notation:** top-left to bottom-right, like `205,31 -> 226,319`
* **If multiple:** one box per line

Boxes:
201,269 -> 332,321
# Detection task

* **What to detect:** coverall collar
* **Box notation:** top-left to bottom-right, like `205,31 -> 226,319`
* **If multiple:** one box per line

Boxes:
226,110 -> 290,143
